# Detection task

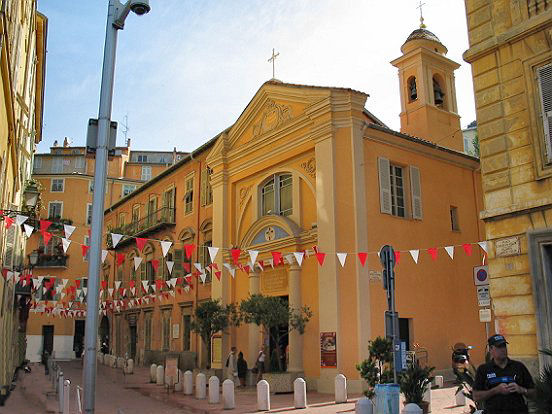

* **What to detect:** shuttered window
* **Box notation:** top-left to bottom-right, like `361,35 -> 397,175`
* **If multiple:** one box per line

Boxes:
409,165 -> 423,220
537,63 -> 552,164
378,157 -> 392,214
390,165 -> 406,218
378,158 -> 423,220
200,167 -> 213,206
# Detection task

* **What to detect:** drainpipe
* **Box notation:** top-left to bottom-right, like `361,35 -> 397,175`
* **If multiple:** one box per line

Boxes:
195,157 -> 201,365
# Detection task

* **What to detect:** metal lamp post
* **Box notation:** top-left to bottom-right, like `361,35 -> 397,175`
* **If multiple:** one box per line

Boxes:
83,2 -> 150,413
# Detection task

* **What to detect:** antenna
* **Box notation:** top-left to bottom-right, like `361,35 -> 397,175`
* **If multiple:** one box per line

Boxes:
122,113 -> 130,142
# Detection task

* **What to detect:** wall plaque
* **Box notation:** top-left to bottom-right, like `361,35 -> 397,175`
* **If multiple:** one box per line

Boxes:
495,237 -> 520,257
260,269 -> 288,294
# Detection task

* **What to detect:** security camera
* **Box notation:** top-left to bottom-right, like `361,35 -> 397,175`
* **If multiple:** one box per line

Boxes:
130,0 -> 150,15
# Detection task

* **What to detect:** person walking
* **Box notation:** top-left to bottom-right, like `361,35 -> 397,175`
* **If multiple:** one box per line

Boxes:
237,351 -> 248,388
473,334 -> 535,413
225,346 -> 238,384
255,348 -> 265,383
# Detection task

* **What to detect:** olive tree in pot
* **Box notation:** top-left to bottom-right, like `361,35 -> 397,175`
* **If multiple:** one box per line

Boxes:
398,360 -> 435,414
356,337 -> 394,399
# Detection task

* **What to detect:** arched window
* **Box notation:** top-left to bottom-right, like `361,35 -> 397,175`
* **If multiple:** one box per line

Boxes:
261,173 -> 292,217
407,76 -> 417,102
433,75 -> 446,108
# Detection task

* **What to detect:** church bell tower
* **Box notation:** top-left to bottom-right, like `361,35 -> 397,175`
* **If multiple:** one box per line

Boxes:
391,22 -> 463,151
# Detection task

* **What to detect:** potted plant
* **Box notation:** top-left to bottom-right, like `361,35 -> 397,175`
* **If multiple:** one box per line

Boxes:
535,348 -> 552,414
356,337 -> 394,399
399,360 -> 435,413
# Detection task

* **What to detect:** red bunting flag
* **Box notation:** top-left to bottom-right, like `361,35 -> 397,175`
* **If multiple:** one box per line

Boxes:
177,288 -> 183,295
358,252 -> 368,267
155,279 -> 164,291
271,252 -> 282,266
394,251 -> 401,264
184,244 -> 195,259
129,280 -> 135,289
183,262 -> 191,273
428,248 -> 438,261
116,253 -> 125,266
315,252 -> 326,266
41,230 -> 52,246
1,268 -> 8,279
4,216 -> 14,229
40,220 -> 52,232
215,271 -> 221,281
81,245 -> 90,258
230,249 -> 241,265
462,244 -> 472,256
151,259 -> 159,273
101,280 -> 107,290
135,238 -> 148,252
184,274 -> 192,284
176,277 -> 183,285
75,280 -> 81,288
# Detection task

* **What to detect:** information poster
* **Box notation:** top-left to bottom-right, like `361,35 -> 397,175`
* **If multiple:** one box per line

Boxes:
320,332 -> 337,368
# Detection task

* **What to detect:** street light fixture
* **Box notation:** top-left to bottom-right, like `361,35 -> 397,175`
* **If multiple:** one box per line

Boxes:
83,2 -> 150,413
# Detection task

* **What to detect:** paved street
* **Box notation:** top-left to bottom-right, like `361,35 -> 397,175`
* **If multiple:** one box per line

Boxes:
1,360 -> 472,414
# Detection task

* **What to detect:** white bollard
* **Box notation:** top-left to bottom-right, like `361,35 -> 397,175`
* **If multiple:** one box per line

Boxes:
126,359 -> 134,374
156,365 -> 164,385
335,374 -> 347,403
222,379 -> 235,410
175,370 -> 183,392
150,364 -> 157,382
257,380 -> 270,411
434,375 -> 444,388
423,387 -> 431,412
209,376 -> 220,404
58,372 -> 64,413
294,377 -> 307,409
402,403 -> 423,414
455,389 -> 466,406
355,397 -> 374,414
195,373 -> 206,399
184,370 -> 193,395
62,380 -> 70,414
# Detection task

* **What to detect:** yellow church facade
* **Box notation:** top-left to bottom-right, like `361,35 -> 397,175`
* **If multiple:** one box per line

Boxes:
102,28 -> 487,392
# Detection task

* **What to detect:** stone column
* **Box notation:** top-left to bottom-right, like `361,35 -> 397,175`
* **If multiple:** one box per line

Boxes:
287,264 -> 303,372
248,269 -> 261,364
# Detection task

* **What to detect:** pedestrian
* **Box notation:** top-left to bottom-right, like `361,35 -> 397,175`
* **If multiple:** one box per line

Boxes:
225,346 -> 238,383
237,351 -> 248,388
255,348 -> 265,383
473,334 -> 535,413
41,350 -> 49,375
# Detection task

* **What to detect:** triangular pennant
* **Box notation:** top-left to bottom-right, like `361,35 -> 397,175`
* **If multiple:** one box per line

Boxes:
135,238 -> 148,252
478,241 -> 488,254
199,272 -> 206,283
428,248 -> 438,261
101,250 -> 108,264
445,246 -> 454,259
394,251 -> 401,264
293,252 -> 304,267
151,259 -> 159,273
230,249 -> 241,265
272,252 -> 282,266
208,246 -> 219,262
15,215 -> 28,226
160,240 -> 172,257
134,257 -> 143,271
358,252 -> 368,266
284,254 -> 294,265
166,261 -> 174,275
24,224 -> 34,237
64,224 -> 76,239
101,280 -> 107,290
183,244 -> 195,259
117,253 -> 125,266
83,288 -> 87,296
215,271 -> 221,281
40,220 -> 52,232
409,250 -> 419,264
141,280 -> 149,293
336,253 -> 347,267
115,281 -> 121,291
248,250 -> 259,265
81,244 -> 90,258
194,263 -> 203,273
462,243 -> 473,256
61,238 -> 71,253
315,252 -> 326,266
4,216 -> 14,229
41,230 -> 52,246
111,233 -> 123,248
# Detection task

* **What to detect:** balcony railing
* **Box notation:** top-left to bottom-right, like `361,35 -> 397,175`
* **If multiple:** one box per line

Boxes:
109,207 -> 176,248
35,254 -> 68,268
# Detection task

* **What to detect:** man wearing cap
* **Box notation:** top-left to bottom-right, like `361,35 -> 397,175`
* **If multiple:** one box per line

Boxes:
473,335 -> 535,413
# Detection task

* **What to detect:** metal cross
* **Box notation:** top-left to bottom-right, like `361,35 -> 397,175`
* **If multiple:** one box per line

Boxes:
268,48 -> 279,79
417,1 -> 427,28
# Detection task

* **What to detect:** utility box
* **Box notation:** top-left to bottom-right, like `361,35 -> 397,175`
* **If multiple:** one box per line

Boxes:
86,118 -> 117,157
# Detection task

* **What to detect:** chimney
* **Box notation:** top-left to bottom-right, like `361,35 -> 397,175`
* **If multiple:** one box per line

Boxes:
126,138 -> 131,148
63,137 -> 69,147
173,147 -> 177,164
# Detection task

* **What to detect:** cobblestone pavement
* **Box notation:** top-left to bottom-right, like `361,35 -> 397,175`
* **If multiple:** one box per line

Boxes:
1,360 -> 472,413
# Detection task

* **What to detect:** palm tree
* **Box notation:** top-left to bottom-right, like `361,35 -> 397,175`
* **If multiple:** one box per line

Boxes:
535,348 -> 552,414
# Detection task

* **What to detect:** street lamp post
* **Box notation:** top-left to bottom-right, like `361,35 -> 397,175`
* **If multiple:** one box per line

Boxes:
83,2 -> 149,413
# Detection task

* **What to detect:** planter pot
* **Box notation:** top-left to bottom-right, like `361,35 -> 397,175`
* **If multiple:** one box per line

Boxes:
403,401 -> 429,414
262,372 -> 304,393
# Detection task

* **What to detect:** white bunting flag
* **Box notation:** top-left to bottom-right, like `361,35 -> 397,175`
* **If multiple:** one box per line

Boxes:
169,290 -> 175,297
61,238 -> 71,253
141,280 -> 149,293
194,263 -> 203,274
248,250 -> 259,265
130,287 -> 136,297
445,246 -> 455,260
199,273 -> 206,284
24,224 -> 34,237
336,253 -> 347,267
478,241 -> 488,254
63,224 -> 75,240
208,247 -> 219,262
83,287 -> 87,296
111,233 -> 123,248
108,288 -> 114,297
256,261 -> 264,271
151,284 -> 157,293
6,271 -> 13,282
166,261 -> 174,275
62,278 -> 69,288
268,259 -> 274,269
143,297 -> 149,304
409,250 -> 420,264
32,278 -> 40,290
76,288 -> 82,298
184,286 -> 190,293
293,252 -> 304,267
101,250 -> 108,264
284,254 -> 294,265
169,278 -> 177,288
15,215 -> 28,226
134,257 -> 143,271
160,240 -> 172,258
114,281 -> 121,291
223,263 -> 235,278
56,285 -> 63,294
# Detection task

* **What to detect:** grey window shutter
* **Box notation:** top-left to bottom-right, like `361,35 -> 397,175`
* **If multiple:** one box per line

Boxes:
378,157 -> 392,214
410,165 -> 423,220
537,64 -> 552,163
200,168 -> 207,206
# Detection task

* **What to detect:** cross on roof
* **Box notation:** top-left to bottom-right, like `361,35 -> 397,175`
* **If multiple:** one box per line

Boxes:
268,48 -> 279,79
417,1 -> 427,28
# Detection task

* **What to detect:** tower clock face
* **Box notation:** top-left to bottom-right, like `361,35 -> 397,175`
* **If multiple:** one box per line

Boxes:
264,226 -> 275,241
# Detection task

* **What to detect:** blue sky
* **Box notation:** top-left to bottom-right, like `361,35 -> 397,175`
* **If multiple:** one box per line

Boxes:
36,0 -> 475,153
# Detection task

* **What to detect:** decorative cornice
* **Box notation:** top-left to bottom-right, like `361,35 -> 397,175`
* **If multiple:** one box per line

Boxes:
252,99 -> 293,138
300,157 -> 316,179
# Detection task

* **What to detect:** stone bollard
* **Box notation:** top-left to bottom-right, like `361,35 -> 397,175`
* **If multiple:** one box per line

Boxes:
175,370 -> 183,392
184,370 -> 193,395
63,380 -> 70,414
402,403 -> 423,414
117,357 -> 125,369
423,387 -> 431,412
156,365 -> 164,385
434,375 -> 444,388
150,364 -> 157,383
257,380 -> 270,411
455,389 -> 466,406
294,378 -> 307,409
335,374 -> 347,403
355,397 -> 374,414
58,371 -> 64,413
222,379 -> 235,410
126,359 -> 134,374
209,376 -> 220,404
196,373 -> 207,399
